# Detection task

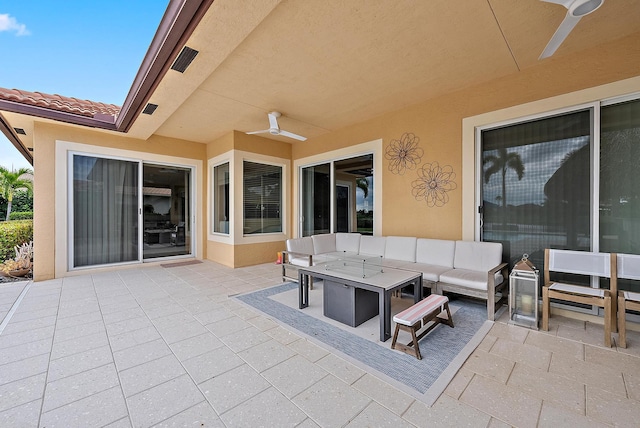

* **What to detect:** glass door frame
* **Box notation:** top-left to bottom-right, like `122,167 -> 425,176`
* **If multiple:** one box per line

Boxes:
300,161 -> 334,236
68,150 -> 196,270
335,181 -> 353,233
295,144 -> 381,238
142,162 -> 195,262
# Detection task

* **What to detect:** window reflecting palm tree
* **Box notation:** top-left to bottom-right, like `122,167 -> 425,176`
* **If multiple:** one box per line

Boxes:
483,148 -> 524,208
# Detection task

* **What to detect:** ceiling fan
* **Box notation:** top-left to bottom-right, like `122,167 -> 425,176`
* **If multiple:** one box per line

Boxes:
539,0 -> 604,59
246,111 -> 307,141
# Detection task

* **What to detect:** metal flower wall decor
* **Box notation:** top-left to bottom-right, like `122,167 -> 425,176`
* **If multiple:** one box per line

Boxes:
384,132 -> 424,175
384,132 -> 458,207
411,162 -> 457,207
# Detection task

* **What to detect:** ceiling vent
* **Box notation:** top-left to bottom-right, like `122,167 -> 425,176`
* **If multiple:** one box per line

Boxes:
14,127 -> 26,135
142,103 -> 158,115
171,46 -> 199,73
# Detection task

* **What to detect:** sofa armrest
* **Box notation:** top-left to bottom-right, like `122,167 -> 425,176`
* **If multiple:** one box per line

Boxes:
486,262 -> 508,321
281,250 -> 315,288
487,262 -> 508,289
282,250 -> 313,264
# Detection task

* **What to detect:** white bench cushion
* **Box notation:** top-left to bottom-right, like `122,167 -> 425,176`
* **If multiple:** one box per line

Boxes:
385,236 -> 417,262
393,295 -> 449,326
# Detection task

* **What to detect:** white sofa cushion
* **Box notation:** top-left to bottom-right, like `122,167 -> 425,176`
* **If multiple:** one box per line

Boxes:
312,233 -> 336,254
439,268 -> 492,291
359,236 -> 386,257
286,237 -> 314,267
453,241 -> 503,272
384,236 -> 417,262
335,233 -> 361,253
411,263 -> 453,282
416,239 -> 455,267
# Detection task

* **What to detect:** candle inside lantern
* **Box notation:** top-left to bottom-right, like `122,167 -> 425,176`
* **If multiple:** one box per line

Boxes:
521,294 -> 533,314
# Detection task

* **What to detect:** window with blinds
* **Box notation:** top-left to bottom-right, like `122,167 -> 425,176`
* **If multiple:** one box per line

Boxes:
243,161 -> 282,234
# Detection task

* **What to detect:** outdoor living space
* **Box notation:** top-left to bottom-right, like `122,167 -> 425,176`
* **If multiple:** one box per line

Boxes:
1,260 -> 640,427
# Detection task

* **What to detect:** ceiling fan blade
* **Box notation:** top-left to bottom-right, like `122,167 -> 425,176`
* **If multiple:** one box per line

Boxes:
541,0 -> 574,7
539,13 -> 581,59
278,130 -> 307,141
246,129 -> 270,135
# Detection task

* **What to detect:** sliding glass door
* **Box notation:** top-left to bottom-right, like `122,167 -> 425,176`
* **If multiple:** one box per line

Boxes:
480,96 -> 640,299
71,154 -> 193,269
301,163 -> 331,236
300,154 -> 374,236
72,155 -> 139,267
600,98 -> 640,292
142,164 -> 191,259
480,110 -> 592,272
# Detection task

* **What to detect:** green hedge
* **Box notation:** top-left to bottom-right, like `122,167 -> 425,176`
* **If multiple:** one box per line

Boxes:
0,220 -> 33,261
9,211 -> 33,220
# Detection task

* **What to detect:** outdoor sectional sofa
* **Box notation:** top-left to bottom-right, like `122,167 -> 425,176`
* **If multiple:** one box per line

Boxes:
282,233 -> 508,320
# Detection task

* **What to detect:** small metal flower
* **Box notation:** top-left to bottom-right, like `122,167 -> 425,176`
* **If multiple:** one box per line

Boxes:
385,132 -> 424,175
411,162 -> 457,207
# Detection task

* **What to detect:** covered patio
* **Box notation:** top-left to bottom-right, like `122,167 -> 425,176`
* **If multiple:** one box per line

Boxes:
1,262 -> 639,427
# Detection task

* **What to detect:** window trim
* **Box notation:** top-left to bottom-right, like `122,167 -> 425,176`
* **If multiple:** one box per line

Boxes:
208,150 -> 289,245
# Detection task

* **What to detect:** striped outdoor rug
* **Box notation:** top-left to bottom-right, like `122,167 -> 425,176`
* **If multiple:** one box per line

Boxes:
236,282 -> 491,405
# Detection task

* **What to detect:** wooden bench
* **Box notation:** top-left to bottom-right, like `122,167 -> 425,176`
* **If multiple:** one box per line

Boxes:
542,249 -> 616,347
391,294 -> 454,360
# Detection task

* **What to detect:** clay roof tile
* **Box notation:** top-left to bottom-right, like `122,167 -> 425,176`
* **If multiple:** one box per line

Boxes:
0,87 -> 121,119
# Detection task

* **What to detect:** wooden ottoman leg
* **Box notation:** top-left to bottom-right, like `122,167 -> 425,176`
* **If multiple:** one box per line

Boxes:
442,302 -> 454,328
391,324 -> 401,350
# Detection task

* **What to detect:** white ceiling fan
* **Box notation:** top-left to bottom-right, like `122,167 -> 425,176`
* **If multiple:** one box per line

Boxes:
246,111 -> 307,141
539,0 -> 605,59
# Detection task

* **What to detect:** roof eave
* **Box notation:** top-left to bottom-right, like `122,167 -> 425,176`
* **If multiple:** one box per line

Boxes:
0,113 -> 33,165
0,99 -> 118,131
116,0 -> 215,132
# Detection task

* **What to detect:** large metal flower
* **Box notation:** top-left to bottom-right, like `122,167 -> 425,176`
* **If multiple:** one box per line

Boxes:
411,162 -> 457,207
385,133 -> 424,175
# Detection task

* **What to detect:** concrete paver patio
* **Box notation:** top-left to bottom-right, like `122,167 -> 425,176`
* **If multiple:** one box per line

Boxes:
1,260 -> 639,427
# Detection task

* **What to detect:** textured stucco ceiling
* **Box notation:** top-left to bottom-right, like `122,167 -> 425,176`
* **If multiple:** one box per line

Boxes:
65,0 -> 640,145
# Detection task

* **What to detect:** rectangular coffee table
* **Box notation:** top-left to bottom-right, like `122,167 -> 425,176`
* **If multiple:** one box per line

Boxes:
298,257 -> 423,342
